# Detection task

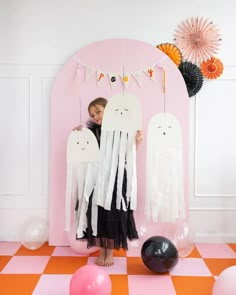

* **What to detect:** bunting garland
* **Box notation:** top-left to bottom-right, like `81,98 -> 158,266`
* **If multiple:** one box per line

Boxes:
132,70 -> 144,87
85,65 -> 95,82
96,70 -> 105,86
108,73 -> 118,88
144,66 -> 155,82
122,72 -> 131,88
74,58 -> 166,89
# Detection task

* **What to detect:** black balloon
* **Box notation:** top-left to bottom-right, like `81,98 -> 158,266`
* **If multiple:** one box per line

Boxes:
141,236 -> 179,273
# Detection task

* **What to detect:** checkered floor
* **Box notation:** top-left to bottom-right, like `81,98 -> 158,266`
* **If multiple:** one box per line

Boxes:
0,241 -> 236,295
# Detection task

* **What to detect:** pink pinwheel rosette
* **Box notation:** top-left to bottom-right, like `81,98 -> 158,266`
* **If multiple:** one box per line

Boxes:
174,17 -> 221,64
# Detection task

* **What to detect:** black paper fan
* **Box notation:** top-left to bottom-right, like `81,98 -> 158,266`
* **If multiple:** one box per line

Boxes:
178,61 -> 203,97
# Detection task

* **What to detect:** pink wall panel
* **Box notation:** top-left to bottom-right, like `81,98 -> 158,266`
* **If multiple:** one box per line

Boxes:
49,39 -> 189,246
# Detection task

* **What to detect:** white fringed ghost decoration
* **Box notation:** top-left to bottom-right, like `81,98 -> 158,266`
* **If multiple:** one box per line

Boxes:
94,92 -> 142,211
145,113 -> 186,223
65,128 -> 99,238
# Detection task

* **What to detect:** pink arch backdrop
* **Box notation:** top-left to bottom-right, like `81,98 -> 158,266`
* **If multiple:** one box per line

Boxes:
49,39 -> 189,246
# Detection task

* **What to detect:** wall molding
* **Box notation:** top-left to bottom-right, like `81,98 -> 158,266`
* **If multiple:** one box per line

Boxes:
0,64 -> 58,209
194,233 -> 236,243
0,76 -> 31,196
190,66 -> 236,208
189,207 -> 236,211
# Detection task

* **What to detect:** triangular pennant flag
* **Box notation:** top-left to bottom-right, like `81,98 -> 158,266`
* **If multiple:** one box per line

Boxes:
121,73 -> 131,88
74,65 -> 80,94
132,70 -> 144,87
97,70 -> 106,86
108,73 -> 118,88
144,67 -> 156,82
85,64 -> 96,82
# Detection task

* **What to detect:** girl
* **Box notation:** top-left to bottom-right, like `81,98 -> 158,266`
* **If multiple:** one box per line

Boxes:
74,97 -> 143,266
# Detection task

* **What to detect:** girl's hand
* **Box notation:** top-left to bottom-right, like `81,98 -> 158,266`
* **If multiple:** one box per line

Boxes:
73,125 -> 83,131
136,130 -> 143,145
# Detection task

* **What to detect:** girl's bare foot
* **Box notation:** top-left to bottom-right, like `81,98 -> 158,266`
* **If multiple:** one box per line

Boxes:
104,249 -> 114,266
95,248 -> 106,266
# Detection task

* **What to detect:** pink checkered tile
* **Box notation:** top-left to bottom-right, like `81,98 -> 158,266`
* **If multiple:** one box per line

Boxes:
87,257 -> 127,274
52,246 -> 87,257
1,256 -> 50,274
170,258 -> 212,276
196,243 -> 236,258
127,242 -> 142,257
129,275 -> 176,295
32,274 -> 71,295
0,242 -> 21,255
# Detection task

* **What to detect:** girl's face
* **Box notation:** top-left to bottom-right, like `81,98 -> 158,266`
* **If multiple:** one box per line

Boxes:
89,104 -> 105,125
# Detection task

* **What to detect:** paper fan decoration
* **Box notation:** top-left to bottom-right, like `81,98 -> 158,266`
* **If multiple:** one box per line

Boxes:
200,57 -> 224,79
156,43 -> 182,66
174,17 -> 221,64
179,61 -> 203,97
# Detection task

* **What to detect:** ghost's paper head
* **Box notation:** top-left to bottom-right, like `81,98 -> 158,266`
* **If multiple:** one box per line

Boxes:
148,113 -> 182,148
67,128 -> 99,164
102,93 -> 142,132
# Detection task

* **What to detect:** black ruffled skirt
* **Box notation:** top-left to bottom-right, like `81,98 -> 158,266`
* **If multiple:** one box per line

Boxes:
79,170 -> 139,250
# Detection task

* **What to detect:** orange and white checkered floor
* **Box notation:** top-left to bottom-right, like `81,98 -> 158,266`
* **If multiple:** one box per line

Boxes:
1,241 -> 236,295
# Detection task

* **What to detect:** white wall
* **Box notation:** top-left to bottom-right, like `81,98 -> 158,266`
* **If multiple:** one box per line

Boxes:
0,0 -> 236,242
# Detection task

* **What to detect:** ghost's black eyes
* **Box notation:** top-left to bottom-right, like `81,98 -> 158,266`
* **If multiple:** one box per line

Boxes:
87,141 -> 89,144
77,142 -> 79,144
115,109 -> 119,111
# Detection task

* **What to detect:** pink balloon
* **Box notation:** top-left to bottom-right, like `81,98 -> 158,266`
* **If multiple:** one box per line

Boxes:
68,233 -> 99,255
70,265 -> 112,295
213,266 -> 236,295
67,224 -> 99,255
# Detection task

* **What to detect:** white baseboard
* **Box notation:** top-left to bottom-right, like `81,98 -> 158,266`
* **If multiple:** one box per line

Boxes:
194,233 -> 236,243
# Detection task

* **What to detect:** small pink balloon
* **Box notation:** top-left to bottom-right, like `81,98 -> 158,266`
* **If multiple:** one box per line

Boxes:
70,265 -> 112,295
68,233 -> 99,255
67,223 -> 99,255
213,266 -> 236,295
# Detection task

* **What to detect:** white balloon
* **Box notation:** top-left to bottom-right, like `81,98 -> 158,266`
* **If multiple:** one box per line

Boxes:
174,221 -> 195,258
164,221 -> 194,257
129,226 -> 148,248
20,217 -> 48,250
213,266 -> 236,295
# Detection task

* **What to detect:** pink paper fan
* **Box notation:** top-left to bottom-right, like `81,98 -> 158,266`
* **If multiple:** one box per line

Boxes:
174,17 -> 221,64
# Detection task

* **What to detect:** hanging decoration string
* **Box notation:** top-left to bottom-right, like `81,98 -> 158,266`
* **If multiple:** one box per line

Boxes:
163,69 -> 166,115
123,66 -> 125,96
75,64 -> 83,124
79,95 -> 82,124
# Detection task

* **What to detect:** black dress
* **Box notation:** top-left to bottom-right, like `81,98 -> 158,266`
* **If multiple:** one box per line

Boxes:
82,121 -> 139,250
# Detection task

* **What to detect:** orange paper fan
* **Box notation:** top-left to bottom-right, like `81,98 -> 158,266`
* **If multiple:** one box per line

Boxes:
156,43 -> 182,66
200,57 -> 224,79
